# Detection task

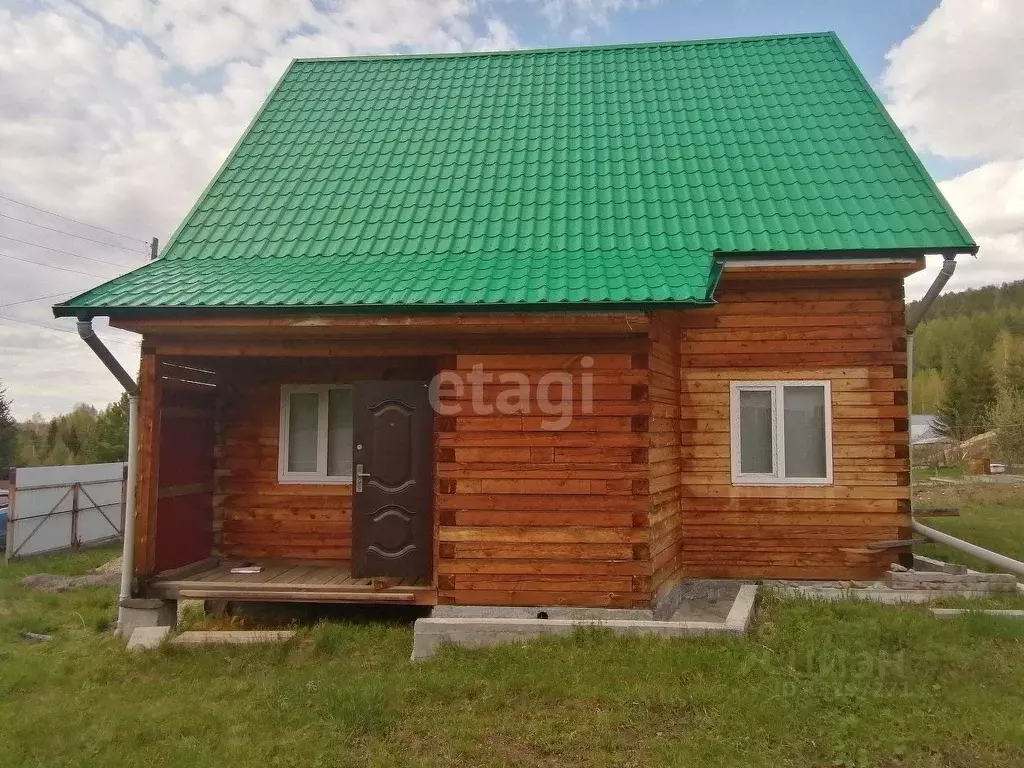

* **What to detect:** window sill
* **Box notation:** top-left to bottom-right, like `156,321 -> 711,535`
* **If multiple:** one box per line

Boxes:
731,477 -> 833,487
277,476 -> 353,486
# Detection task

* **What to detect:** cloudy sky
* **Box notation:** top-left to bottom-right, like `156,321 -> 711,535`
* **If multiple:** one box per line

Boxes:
1,0 -> 1021,419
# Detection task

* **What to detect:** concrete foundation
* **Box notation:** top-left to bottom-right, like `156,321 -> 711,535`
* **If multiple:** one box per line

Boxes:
430,605 -> 654,622
126,626 -> 171,651
118,598 -> 176,638
412,584 -> 758,661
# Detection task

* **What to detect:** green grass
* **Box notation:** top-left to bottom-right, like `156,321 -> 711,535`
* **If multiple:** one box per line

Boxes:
1,550 -> 1022,767
914,482 -> 1024,575
911,465 -> 964,484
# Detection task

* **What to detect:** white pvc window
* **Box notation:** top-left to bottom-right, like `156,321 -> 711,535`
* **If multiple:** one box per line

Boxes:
730,381 -> 833,485
279,385 -> 353,483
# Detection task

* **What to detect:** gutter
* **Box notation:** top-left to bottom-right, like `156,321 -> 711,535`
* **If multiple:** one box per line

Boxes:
76,320 -> 140,634
906,254 -> 957,417
905,254 -> 956,561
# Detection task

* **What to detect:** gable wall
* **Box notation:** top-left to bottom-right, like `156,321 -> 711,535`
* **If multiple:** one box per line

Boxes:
651,272 -> 912,588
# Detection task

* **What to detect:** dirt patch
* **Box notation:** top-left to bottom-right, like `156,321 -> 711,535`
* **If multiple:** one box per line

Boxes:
94,556 -> 122,574
21,573 -> 120,592
913,481 -> 1024,508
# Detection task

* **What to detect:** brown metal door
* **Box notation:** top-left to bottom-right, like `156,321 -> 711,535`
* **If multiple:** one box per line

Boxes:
352,381 -> 433,580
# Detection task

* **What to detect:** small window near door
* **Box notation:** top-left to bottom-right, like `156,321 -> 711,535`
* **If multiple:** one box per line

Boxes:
279,385 -> 353,483
729,381 -> 832,485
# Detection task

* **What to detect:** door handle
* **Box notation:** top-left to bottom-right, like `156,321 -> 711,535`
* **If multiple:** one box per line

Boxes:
355,463 -> 370,493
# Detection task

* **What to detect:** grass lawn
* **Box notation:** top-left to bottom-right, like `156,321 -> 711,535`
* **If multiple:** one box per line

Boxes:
914,481 -> 1024,573
1,548 -> 1022,767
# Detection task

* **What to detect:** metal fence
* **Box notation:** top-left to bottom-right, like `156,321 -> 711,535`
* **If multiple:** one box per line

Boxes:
5,462 -> 127,560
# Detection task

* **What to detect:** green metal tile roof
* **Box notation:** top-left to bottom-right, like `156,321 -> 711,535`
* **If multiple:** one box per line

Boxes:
55,32 -> 974,317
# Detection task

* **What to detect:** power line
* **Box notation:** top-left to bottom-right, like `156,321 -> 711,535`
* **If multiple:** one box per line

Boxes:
0,193 -> 148,245
0,290 -> 81,309
0,234 -> 136,269
0,313 -> 140,348
0,251 -> 114,278
0,212 -> 148,255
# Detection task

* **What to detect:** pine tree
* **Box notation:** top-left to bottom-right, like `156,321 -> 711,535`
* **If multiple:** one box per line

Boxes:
92,394 -> 130,463
66,423 -> 81,457
935,345 -> 996,443
0,381 -> 16,472
45,419 -> 58,453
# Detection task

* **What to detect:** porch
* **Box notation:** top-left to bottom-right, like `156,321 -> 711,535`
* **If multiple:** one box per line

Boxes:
120,312 -> 656,609
149,558 -> 436,605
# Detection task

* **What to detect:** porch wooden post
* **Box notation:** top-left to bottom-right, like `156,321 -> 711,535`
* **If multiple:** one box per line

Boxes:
133,350 -> 162,579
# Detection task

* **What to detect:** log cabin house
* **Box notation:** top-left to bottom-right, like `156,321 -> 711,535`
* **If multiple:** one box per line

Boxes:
54,33 -> 976,612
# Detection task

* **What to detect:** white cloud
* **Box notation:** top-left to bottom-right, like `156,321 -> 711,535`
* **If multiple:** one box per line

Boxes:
0,0 -> 522,420
883,0 -> 1024,161
884,0 -> 1024,300
538,0 -> 658,29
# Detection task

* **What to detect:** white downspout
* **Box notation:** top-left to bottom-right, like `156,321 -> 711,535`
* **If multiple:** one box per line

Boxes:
75,319 -> 140,634
120,394 -> 140,616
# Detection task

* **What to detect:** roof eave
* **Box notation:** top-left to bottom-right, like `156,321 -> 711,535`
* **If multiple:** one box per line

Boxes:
53,297 -> 719,322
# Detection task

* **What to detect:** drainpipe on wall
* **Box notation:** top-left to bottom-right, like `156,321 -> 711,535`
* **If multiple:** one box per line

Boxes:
906,254 -> 957,417
77,319 -> 140,634
903,255 -> 957,566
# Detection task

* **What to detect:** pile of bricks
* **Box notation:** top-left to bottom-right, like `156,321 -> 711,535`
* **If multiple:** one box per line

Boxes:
886,565 -> 1018,593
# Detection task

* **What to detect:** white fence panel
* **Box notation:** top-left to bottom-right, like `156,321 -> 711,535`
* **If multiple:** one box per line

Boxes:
6,463 -> 127,559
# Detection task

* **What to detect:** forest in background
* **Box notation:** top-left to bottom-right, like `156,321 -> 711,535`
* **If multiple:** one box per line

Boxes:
0,383 -> 129,471
910,278 -> 1024,461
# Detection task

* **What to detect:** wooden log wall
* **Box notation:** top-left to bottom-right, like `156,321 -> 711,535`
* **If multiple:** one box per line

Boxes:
214,357 -> 434,562
435,339 -> 653,608
648,313 -> 685,596
661,274 -> 911,582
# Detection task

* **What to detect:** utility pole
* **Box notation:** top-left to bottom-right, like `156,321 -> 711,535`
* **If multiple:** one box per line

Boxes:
150,237 -> 159,260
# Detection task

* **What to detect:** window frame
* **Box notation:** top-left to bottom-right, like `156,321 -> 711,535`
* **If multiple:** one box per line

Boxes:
278,384 -> 353,484
729,380 -> 833,486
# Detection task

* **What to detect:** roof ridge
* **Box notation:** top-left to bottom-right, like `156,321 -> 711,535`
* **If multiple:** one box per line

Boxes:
291,31 -> 837,65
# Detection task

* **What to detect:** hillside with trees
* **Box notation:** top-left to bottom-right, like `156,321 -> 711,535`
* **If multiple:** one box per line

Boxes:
910,279 -> 1024,462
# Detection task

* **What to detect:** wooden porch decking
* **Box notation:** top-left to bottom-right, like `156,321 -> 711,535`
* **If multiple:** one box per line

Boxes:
147,559 -> 437,605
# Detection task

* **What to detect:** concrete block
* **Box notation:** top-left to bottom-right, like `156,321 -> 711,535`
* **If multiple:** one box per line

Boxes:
126,626 -> 171,651
913,555 -> 967,575
724,585 -> 759,633
168,630 -> 296,647
118,598 -> 176,638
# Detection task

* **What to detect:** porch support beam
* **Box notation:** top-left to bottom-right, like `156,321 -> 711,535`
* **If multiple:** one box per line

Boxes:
133,350 -> 162,580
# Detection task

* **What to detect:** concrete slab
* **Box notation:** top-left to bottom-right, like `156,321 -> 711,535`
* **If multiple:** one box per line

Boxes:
126,626 -> 171,651
412,584 -> 759,661
930,608 -> 1024,619
168,630 -> 296,647
767,580 -> 1009,604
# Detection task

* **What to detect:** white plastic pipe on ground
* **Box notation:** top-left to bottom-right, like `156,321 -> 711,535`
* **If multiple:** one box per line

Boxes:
911,518 -> 1024,577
